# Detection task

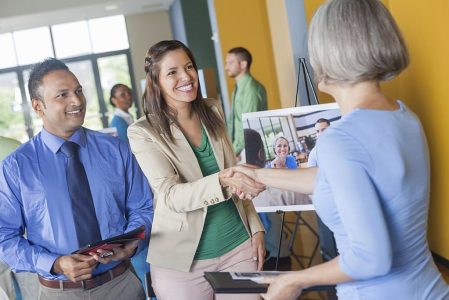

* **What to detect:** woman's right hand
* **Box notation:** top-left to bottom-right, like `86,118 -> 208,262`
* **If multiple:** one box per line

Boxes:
218,168 -> 264,199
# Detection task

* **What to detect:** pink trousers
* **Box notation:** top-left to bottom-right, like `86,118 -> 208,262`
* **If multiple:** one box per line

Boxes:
151,239 -> 261,300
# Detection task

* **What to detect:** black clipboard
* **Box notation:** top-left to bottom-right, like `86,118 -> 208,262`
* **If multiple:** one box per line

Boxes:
72,225 -> 145,255
204,272 -> 268,293
204,272 -> 335,294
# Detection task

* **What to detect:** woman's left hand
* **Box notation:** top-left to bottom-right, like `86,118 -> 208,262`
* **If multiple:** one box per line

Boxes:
251,231 -> 266,271
261,272 -> 303,300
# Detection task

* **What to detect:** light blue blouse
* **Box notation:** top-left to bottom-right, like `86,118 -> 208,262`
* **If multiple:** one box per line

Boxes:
313,101 -> 449,299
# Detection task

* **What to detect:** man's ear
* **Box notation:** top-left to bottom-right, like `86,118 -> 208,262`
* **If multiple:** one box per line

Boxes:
240,60 -> 248,72
32,99 -> 44,117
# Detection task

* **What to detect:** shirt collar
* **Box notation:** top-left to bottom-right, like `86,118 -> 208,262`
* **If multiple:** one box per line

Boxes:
236,72 -> 251,88
114,108 -> 134,125
41,127 -> 87,154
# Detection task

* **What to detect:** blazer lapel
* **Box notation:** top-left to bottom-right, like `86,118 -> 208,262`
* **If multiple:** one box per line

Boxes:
203,124 -> 225,171
169,124 -> 204,179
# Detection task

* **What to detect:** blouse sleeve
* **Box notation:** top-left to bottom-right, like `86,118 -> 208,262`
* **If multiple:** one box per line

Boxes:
317,130 -> 393,279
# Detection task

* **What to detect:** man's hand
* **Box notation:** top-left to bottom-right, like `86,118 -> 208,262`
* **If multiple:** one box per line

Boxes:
89,240 -> 139,264
52,254 -> 97,283
251,231 -> 266,271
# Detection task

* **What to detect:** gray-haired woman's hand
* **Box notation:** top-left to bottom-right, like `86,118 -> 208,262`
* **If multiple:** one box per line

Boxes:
218,167 -> 265,200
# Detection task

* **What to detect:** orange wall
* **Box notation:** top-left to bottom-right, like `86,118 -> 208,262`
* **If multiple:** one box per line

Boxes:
304,0 -> 449,259
387,0 -> 449,258
214,0 -> 280,109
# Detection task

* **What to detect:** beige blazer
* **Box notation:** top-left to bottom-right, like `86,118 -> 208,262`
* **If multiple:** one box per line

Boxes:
128,99 -> 264,272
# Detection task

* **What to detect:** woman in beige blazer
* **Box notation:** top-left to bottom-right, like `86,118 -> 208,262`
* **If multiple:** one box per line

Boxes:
128,40 -> 265,300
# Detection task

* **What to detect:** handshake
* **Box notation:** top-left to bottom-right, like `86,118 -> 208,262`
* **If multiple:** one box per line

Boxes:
218,165 -> 265,200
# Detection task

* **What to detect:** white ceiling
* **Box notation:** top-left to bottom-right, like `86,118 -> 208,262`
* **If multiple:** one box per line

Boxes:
0,0 -> 173,33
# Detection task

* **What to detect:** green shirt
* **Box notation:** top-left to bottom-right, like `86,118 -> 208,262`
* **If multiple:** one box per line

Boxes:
227,73 -> 268,155
0,136 -> 21,161
190,128 -> 249,260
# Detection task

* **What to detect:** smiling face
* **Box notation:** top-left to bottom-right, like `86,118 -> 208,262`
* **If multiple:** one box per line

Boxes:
32,70 -> 86,140
158,49 -> 199,109
112,85 -> 132,112
274,137 -> 290,158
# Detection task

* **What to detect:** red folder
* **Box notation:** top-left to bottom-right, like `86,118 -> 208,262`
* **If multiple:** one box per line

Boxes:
73,225 -> 145,255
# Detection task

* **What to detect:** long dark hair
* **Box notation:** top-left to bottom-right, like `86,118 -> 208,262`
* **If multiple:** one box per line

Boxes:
143,40 -> 226,142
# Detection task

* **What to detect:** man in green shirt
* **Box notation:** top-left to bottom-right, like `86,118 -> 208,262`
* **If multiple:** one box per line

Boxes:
225,47 -> 267,160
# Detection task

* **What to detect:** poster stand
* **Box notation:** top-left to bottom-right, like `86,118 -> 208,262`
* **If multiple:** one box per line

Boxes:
295,57 -> 319,107
273,57 -> 321,271
273,209 -> 320,270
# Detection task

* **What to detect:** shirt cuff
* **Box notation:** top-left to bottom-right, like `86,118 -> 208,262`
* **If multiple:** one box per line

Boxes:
35,251 -> 60,278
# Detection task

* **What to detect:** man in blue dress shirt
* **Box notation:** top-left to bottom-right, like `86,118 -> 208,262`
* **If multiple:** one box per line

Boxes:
0,58 -> 153,300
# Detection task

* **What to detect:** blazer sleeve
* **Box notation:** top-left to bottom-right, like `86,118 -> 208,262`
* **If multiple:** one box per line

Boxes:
128,123 -> 229,214
208,99 -> 265,235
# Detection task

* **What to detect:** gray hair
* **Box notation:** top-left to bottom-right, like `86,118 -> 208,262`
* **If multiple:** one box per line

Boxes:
308,0 -> 409,85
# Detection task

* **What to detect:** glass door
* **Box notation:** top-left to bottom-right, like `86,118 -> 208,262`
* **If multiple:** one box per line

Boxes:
0,72 -> 28,142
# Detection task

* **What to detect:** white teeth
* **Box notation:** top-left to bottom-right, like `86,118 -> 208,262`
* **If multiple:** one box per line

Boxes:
177,84 -> 193,92
67,110 -> 80,114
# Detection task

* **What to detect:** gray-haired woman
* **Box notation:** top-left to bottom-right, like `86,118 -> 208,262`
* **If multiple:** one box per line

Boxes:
235,0 -> 449,299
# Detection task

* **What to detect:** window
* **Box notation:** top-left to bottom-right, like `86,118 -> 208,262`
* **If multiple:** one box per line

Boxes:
98,54 -> 133,117
89,15 -> 129,53
13,27 -> 54,66
0,33 -> 17,69
52,21 -> 92,59
0,72 -> 28,141
0,15 -> 136,140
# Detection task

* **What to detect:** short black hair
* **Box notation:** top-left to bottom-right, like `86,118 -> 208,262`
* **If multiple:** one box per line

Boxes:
315,118 -> 330,126
28,58 -> 69,101
228,47 -> 252,70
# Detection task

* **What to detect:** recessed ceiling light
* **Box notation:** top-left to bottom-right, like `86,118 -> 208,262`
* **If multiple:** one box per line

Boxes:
105,4 -> 118,11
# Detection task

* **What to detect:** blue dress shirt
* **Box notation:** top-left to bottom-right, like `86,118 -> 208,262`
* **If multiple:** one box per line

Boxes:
0,127 -> 153,280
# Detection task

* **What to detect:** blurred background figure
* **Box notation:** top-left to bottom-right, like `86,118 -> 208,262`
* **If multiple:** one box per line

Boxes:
225,47 -> 267,161
109,83 -> 134,142
307,118 -> 330,167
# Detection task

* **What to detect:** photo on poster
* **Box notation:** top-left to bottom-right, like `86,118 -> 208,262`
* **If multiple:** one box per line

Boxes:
242,103 -> 340,212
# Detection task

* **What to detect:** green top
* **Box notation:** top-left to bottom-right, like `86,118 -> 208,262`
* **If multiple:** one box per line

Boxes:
0,136 -> 21,161
227,73 -> 268,155
190,127 -> 249,260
